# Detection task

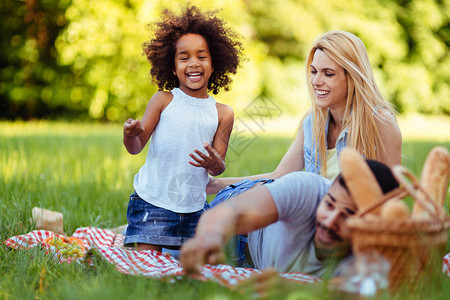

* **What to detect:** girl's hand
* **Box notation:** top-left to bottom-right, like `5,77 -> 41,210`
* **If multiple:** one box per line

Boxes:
123,118 -> 144,137
189,143 -> 226,176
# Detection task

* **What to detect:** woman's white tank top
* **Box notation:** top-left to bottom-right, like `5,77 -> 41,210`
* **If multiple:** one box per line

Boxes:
133,88 -> 218,213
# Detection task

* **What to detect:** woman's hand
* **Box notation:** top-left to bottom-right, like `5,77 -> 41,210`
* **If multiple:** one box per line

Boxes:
206,175 -> 221,195
189,143 -> 226,176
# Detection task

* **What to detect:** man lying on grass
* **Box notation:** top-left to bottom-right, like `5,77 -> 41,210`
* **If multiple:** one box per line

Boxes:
180,158 -> 399,282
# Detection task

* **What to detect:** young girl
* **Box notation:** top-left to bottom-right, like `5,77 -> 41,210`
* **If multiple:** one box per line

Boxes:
123,6 -> 243,252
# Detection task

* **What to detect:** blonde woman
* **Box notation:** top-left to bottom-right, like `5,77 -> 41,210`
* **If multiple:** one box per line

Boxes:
193,30 -> 402,195
303,30 -> 401,179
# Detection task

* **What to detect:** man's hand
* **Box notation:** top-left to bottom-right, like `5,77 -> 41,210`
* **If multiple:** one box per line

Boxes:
237,269 -> 322,299
181,204 -> 237,274
235,269 -> 285,298
123,118 -> 144,137
181,182 -> 279,276
180,233 -> 226,274
189,143 -> 226,176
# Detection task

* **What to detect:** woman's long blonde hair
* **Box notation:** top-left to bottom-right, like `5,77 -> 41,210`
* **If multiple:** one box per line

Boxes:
305,30 -> 395,175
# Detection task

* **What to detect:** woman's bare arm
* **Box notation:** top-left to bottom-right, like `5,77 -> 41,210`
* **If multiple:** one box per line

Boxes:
206,119 -> 306,194
375,109 -> 402,167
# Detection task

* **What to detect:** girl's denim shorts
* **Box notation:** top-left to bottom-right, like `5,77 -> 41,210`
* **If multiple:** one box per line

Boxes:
124,191 -> 209,247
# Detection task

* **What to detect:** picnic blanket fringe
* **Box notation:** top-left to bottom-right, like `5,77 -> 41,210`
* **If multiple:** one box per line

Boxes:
4,227 -> 321,287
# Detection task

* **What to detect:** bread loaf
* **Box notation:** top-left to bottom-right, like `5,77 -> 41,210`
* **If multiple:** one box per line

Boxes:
412,146 -> 450,218
32,207 -> 65,234
381,199 -> 410,220
340,148 -> 384,215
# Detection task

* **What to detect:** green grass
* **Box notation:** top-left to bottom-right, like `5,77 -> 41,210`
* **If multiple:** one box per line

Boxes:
1,120 -> 449,299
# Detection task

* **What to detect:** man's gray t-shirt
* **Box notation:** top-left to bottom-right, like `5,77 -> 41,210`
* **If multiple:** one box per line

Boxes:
248,171 -> 332,277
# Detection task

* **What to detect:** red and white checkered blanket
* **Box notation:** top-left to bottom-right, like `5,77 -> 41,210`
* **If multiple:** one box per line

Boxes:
3,227 -> 320,287
6,227 -> 450,285
443,253 -> 450,276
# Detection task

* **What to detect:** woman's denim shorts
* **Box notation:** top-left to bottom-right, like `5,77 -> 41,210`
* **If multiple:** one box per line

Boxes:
124,191 -> 209,247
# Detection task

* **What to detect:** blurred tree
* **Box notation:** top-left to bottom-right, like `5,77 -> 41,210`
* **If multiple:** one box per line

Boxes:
242,0 -> 408,116
0,0 -> 76,119
54,0 -> 153,121
387,0 -> 450,114
1,0 -> 448,120
54,0 -> 261,121
240,0 -> 449,115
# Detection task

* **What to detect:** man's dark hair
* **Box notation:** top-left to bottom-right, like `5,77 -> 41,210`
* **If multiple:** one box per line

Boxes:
337,159 -> 399,194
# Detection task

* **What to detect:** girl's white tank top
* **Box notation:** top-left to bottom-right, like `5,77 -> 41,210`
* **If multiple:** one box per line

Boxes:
133,88 -> 218,213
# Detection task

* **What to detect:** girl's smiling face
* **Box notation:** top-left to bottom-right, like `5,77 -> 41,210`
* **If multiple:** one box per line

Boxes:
174,34 -> 213,98
310,50 -> 348,111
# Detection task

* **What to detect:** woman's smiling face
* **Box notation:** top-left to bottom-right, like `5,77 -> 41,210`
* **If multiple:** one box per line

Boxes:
310,49 -> 348,110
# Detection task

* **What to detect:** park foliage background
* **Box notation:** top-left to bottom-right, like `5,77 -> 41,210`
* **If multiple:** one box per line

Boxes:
1,1 -> 450,298
1,0 -> 449,122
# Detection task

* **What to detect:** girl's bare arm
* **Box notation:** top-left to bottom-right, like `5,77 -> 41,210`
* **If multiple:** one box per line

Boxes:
189,103 -> 234,176
123,91 -> 172,155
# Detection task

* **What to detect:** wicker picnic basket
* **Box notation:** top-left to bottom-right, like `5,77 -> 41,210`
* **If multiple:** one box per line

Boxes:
347,166 -> 450,293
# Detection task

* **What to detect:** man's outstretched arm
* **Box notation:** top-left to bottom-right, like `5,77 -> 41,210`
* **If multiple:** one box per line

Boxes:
180,186 -> 278,273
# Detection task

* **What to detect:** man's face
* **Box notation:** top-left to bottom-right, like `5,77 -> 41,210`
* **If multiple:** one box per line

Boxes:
314,180 -> 357,260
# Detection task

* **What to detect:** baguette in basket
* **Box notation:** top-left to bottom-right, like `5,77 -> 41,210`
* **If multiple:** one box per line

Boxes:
340,148 -> 384,216
345,146 -> 450,294
380,199 -> 409,220
413,146 -> 450,219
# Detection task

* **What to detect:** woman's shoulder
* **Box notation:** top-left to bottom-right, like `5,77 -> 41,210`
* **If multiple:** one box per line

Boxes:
373,106 -> 398,125
300,110 -> 313,127
373,106 -> 402,141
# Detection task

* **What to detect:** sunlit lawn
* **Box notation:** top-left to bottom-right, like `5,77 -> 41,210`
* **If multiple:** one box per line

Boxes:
0,118 -> 449,299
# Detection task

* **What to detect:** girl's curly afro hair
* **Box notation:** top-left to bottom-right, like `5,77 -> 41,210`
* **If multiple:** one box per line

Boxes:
143,5 -> 244,95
